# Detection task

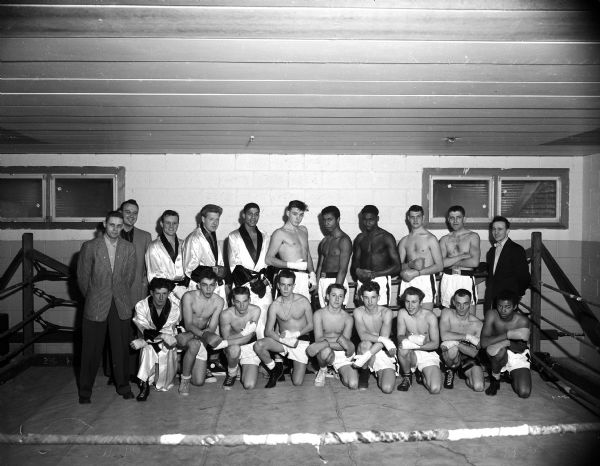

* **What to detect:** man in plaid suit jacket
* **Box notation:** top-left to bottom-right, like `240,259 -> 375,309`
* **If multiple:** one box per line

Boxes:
77,210 -> 136,404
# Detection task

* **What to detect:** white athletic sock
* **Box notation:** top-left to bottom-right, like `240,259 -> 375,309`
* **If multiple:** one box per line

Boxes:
181,374 -> 191,380
266,361 -> 276,370
227,367 -> 238,377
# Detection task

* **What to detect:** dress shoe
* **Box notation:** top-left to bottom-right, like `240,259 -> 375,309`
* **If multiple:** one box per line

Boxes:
136,381 -> 150,401
122,391 -> 135,400
78,396 -> 91,404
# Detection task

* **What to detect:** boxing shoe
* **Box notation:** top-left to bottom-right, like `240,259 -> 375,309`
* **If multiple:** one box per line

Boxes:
414,369 -> 424,385
443,369 -> 455,389
265,362 -> 284,388
314,368 -> 327,387
223,373 -> 236,390
205,368 -> 217,383
397,373 -> 412,391
485,377 -> 500,396
136,381 -> 150,401
358,368 -> 370,390
179,376 -> 191,396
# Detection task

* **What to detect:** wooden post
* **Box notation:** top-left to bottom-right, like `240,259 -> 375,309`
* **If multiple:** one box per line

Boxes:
530,232 -> 542,353
22,233 -> 34,357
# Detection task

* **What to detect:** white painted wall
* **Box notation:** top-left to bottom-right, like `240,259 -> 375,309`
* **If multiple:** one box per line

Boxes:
0,154 -> 584,244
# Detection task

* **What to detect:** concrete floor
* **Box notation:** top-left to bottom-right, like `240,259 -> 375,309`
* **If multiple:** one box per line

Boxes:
1,366 -> 599,466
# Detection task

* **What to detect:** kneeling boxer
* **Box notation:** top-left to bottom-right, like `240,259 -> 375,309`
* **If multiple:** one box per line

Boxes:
352,281 -> 397,394
219,286 -> 261,390
439,288 -> 484,391
307,283 -> 357,389
176,268 -> 226,395
253,269 -> 314,388
481,290 -> 532,398
131,278 -> 180,401
396,287 -> 442,394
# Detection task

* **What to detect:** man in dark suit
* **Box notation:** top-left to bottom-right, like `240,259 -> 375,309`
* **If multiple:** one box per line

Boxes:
484,216 -> 530,311
77,210 -> 136,403
119,199 -> 152,378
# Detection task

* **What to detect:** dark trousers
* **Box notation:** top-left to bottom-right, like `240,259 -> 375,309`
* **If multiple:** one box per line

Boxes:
79,300 -> 131,398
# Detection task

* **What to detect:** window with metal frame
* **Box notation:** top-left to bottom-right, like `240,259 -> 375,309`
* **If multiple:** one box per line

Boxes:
0,166 -> 124,229
422,168 -> 568,229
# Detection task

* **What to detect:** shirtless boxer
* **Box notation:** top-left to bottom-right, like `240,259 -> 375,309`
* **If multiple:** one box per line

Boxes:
219,287 -> 261,390
182,204 -> 228,303
398,205 -> 443,314
308,284 -> 358,389
352,281 -> 397,393
228,202 -> 272,339
316,206 -> 352,308
145,209 -> 189,304
176,269 -> 226,395
265,200 -> 316,301
481,290 -> 532,398
396,287 -> 442,393
351,205 -> 401,306
253,269 -> 314,388
439,206 -> 480,314
439,289 -> 484,391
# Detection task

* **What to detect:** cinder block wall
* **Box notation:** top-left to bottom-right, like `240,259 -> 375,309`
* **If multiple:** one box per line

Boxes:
0,154 -> 588,358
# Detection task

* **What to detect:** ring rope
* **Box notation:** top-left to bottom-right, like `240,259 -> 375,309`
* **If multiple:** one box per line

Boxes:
1,422 -> 599,447
519,302 -> 598,352
539,281 -> 600,309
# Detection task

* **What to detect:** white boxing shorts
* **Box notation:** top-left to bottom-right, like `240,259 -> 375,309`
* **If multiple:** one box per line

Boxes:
239,342 -> 260,366
399,274 -> 436,304
357,276 -> 391,305
413,350 -> 440,372
440,273 -> 477,308
280,339 -> 310,364
318,276 -> 349,308
332,350 -> 354,371
501,348 -> 531,373
370,350 -> 396,373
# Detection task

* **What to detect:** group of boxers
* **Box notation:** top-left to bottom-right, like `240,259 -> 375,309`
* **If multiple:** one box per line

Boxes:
130,200 -> 531,401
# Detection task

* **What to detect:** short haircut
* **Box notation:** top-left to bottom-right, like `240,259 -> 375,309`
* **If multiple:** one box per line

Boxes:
201,204 -> 223,217
401,286 -> 425,302
278,268 -> 297,283
192,267 -> 218,283
321,205 -> 341,219
447,205 -> 465,216
359,280 -> 380,296
453,288 -> 472,301
105,210 -> 124,223
326,283 -> 347,297
243,202 -> 260,213
232,286 -> 251,298
287,200 -> 308,212
407,205 -> 424,215
491,215 -> 510,230
119,199 -> 139,211
495,289 -> 519,307
160,209 -> 179,223
360,205 -> 379,216
149,277 -> 174,292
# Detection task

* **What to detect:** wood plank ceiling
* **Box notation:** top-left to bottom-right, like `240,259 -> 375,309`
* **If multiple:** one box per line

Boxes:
1,0 -> 600,156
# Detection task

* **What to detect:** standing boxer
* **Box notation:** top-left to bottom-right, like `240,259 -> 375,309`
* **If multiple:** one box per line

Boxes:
316,205 -> 352,308
227,202 -> 272,339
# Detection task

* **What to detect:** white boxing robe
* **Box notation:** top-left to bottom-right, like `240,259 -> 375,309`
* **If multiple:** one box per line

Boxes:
133,296 -> 180,391
145,236 -> 187,302
182,227 -> 227,304
228,227 -> 272,339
